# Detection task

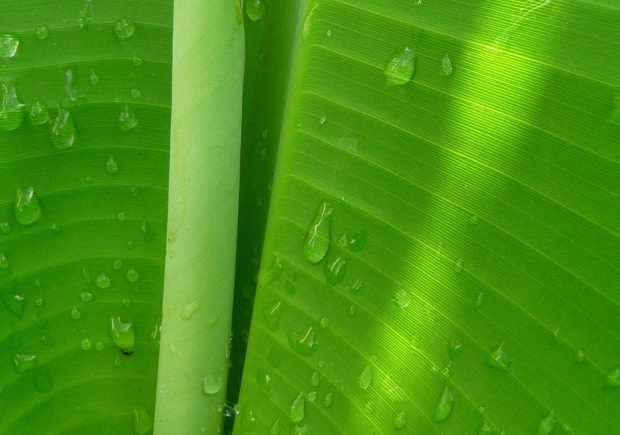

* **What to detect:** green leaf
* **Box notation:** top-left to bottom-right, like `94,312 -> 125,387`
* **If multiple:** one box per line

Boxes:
236,1 -> 620,434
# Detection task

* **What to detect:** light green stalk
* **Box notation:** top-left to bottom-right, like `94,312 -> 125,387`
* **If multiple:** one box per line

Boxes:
154,1 -> 244,433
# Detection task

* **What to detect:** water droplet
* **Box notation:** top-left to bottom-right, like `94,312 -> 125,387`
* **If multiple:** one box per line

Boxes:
259,256 -> 282,286
119,105 -> 138,131
319,115 -> 326,125
310,371 -> 321,387
285,273 -> 297,295
106,155 -> 118,174
70,307 -> 82,320
0,222 -> 10,234
263,300 -> 282,331
14,186 -> 41,225
288,326 -> 318,356
79,290 -> 94,302
13,353 -> 37,373
326,29 -> 332,38
110,316 -> 135,354
202,374 -> 223,395
35,26 -> 49,40
0,34 -> 19,58
432,387 -> 455,422
34,297 -> 44,307
348,229 -> 367,251
475,292 -> 485,308
246,0 -> 265,21
357,364 -> 373,391
149,322 -> 161,352
96,272 -> 111,289
0,252 -> 9,269
115,17 -> 135,39
324,256 -> 346,284
449,340 -> 463,358
82,266 -> 92,284
393,288 -> 411,309
575,349 -> 586,363
289,392 -> 305,423
303,202 -> 332,263
241,406 -> 256,430
486,343 -> 512,372
113,355 -> 122,367
117,212 -> 126,223
49,222 -> 62,235
95,341 -> 104,351
50,108 -> 76,149
133,406 -> 153,435
126,267 -> 140,282
606,367 -> 620,387
1,80 -> 25,131
132,53 -> 143,67
79,0 -> 94,29
256,367 -> 273,395
181,300 -> 200,320
478,418 -> 495,434
385,47 -> 416,86
306,390 -> 317,402
322,392 -> 333,408
392,409 -> 407,430
454,257 -> 464,273
90,70 -> 100,85
363,400 -> 376,414
140,220 -> 155,242
269,419 -> 281,435
348,304 -> 356,317
64,69 -> 84,102
130,88 -> 141,98
538,411 -> 557,435
27,100 -> 49,126
319,316 -> 329,329
80,337 -> 93,350
302,1 -> 319,39
441,53 -> 453,76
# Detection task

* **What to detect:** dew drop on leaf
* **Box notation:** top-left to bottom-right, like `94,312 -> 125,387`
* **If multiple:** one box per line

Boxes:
256,367 -> 273,395
13,353 -> 37,373
181,300 -> 200,320
606,367 -> 620,387
80,337 -> 92,350
310,371 -> 320,387
115,17 -> 136,39
324,256 -> 346,285
90,70 -> 100,85
106,155 -> 118,174
79,290 -> 94,302
29,100 -> 50,125
0,221 -> 10,234
303,201 -> 332,263
392,409 -> 407,430
50,108 -> 76,149
538,411 -> 557,435
432,387 -> 455,422
126,267 -> 140,282
486,343 -> 512,372
14,186 -> 41,225
0,80 -> 25,131
0,34 -> 19,58
385,47 -> 415,86
35,25 -> 48,40
0,252 -> 9,269
246,0 -> 265,22
289,392 -> 305,423
322,392 -> 333,408
133,406 -> 153,435
140,220 -> 155,242
110,316 -> 135,354
119,105 -> 139,131
78,0 -> 94,30
288,326 -> 318,356
441,53 -> 454,76
269,418 -> 281,435
357,364 -> 373,391
70,307 -> 82,320
96,272 -> 111,289
202,373 -> 223,395
262,299 -> 282,331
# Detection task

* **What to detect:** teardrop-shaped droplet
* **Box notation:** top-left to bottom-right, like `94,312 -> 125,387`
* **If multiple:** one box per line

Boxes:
110,316 -> 135,355
263,300 -> 282,331
392,409 -> 407,430
181,300 -> 200,320
13,353 -> 37,373
50,108 -> 76,149
258,255 -> 282,286
79,290 -> 94,302
538,411 -> 557,435
150,322 -> 161,353
115,17 -> 135,39
322,392 -> 333,408
385,47 -> 416,86
202,374 -> 223,395
288,326 -> 318,356
133,406 -> 153,435
303,202 -> 333,263
140,220 -> 155,242
119,105 -> 138,131
393,288 -> 411,309
0,252 -> 9,269
246,0 -> 265,21
486,343 -> 512,372
1,285 -> 26,318
106,155 -> 118,174
302,1 -> 319,39
35,25 -> 49,40
432,387 -> 455,422
441,53 -> 453,76
357,364 -> 373,391
0,80 -> 25,131
0,34 -> 19,58
269,418 -> 281,435
606,367 -> 620,387
0,222 -> 10,234
90,70 -> 100,85
29,100 -> 50,125
348,229 -> 367,251
14,186 -> 41,225
126,267 -> 139,282
289,392 -> 305,423
79,0 -> 95,30
324,256 -> 346,285
96,272 -> 111,289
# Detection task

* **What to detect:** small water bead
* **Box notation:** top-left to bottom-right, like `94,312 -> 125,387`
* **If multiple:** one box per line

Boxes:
385,47 -> 416,86
326,29 -> 332,38
106,155 -> 118,174
538,411 -> 557,435
245,0 -> 265,21
80,337 -> 93,350
432,387 -> 455,422
256,367 -> 273,395
130,88 -> 141,98
126,267 -> 140,283
486,343 -> 512,372
575,349 -> 586,363
319,115 -> 326,125
202,374 -> 223,395
96,272 -> 111,289
34,297 -> 44,307
449,340 -> 463,358
34,25 -> 49,40
288,326 -> 318,356
357,364 -> 373,391
70,307 -> 82,320
363,400 -> 376,415
149,322 -> 161,352
132,53 -> 143,67
478,419 -> 495,434
302,1 -> 319,39
0,252 -> 9,269
324,256 -> 346,285
127,240 -> 136,250
119,105 -> 138,131
0,34 -> 19,58
89,70 -> 100,86
0,80 -> 25,131
310,371 -> 321,387
319,316 -> 329,329
454,257 -> 464,273
84,267 -> 93,283
95,341 -> 104,351
393,288 -> 411,309
240,407 -> 256,430
348,229 -> 367,251
289,392 -> 305,423
606,367 -> 620,387
348,304 -> 356,317
322,392 -> 333,408
115,17 -> 136,39
133,406 -> 153,435
259,256 -> 282,286
263,300 -> 282,331
113,355 -> 122,367
110,316 -> 135,354
269,419 -> 281,435
0,222 -> 10,234
181,300 -> 200,320
392,410 -> 407,430
50,108 -> 76,149
79,290 -> 94,302
303,201 -> 333,263
117,212 -> 126,223
79,0 -> 95,29
29,100 -> 50,125
13,353 -> 37,373
306,390 -> 317,402
140,220 -> 155,242
50,222 -> 62,235
122,297 -> 132,309
441,53 -> 453,76
475,292 -> 485,308
14,186 -> 41,225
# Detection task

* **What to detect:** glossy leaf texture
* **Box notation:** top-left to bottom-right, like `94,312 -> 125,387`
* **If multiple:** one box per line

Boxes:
0,1 -> 172,434
235,0 -> 620,434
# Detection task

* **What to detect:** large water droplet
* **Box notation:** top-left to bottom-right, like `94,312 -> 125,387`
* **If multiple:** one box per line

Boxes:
263,299 -> 282,331
392,409 -> 407,430
133,406 -> 153,435
35,25 -> 49,40
96,272 -> 111,289
303,202 -> 332,263
110,316 -> 135,354
106,155 -> 118,174
13,353 -> 37,373
79,0 -> 95,29
0,34 -> 19,58
14,186 -> 41,225
324,256 -> 346,285
288,326 -> 318,356
115,17 -> 136,39
202,374 -> 223,395
50,108 -> 76,149
29,100 -> 50,126
432,387 -> 455,422
538,411 -> 557,435
181,300 -> 200,320
119,105 -> 138,131
441,53 -> 453,76
0,80 -> 25,131
246,0 -> 265,21
385,47 -> 416,86
289,392 -> 305,423
357,364 -> 373,391
486,343 -> 512,372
